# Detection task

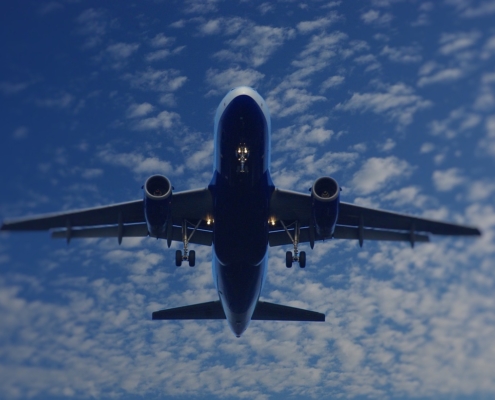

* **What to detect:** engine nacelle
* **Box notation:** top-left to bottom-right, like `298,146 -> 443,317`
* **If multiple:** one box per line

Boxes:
311,176 -> 340,238
143,175 -> 172,238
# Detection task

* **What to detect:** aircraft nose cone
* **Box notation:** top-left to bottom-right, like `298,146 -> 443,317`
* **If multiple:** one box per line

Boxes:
229,318 -> 249,338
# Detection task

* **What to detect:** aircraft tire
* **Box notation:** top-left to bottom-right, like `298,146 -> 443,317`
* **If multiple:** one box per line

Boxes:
286,251 -> 293,268
189,250 -> 196,267
175,250 -> 183,267
299,251 -> 306,268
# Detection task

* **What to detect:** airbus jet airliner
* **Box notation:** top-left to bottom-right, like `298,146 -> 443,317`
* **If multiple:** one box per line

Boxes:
1,87 -> 481,337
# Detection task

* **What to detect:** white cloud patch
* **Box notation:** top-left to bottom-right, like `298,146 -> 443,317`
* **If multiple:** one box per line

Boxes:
133,110 -> 181,132
98,149 -> 178,175
350,156 -> 413,195
429,107 -> 482,138
432,168 -> 466,191
214,23 -> 296,67
205,67 -> 265,96
417,67 -> 464,87
126,103 -> 154,118
336,82 -> 432,128
75,8 -> 108,48
0,81 -> 31,95
445,0 -> 495,18
183,0 -> 221,14
12,126 -> 28,139
296,13 -> 341,34
35,92 -> 75,109
320,75 -> 345,92
438,31 -> 481,55
381,45 -> 422,63
478,115 -> 495,157
149,33 -> 175,48
361,9 -> 393,26
106,42 -> 140,59
123,68 -> 187,92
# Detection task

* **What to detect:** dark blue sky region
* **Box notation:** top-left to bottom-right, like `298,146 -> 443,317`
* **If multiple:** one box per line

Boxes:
1,0 -> 495,399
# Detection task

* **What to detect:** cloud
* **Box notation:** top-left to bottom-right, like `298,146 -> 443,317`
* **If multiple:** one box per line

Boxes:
35,92 -> 75,109
417,67 -> 464,87
336,82 -> 432,128
106,42 -> 140,59
478,115 -> 495,157
320,75 -> 345,92
98,149 -> 178,175
12,126 -> 28,139
267,86 -> 326,118
381,45 -> 422,63
123,68 -> 187,92
126,103 -> 154,118
432,168 -> 466,191
205,67 -> 265,96
183,0 -> 221,14
75,8 -> 107,48
133,110 -> 181,131
350,156 -> 414,195
215,24 -> 296,67
361,9 -> 393,26
428,107 -> 482,138
445,0 -> 495,18
149,33 -> 175,48
438,31 -> 481,55
296,13 -> 341,34
0,81 -> 31,95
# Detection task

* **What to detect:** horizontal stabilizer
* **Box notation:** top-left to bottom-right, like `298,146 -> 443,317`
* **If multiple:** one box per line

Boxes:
252,301 -> 325,321
152,301 -> 226,320
152,301 -> 325,322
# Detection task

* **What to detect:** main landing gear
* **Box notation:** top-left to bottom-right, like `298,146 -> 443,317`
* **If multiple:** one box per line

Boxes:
280,220 -> 306,268
175,219 -> 201,267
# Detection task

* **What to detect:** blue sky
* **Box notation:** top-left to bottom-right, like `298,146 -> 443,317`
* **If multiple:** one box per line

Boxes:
1,0 -> 495,399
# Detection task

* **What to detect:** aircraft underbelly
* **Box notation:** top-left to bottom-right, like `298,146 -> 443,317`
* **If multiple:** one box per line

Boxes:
210,92 -> 272,336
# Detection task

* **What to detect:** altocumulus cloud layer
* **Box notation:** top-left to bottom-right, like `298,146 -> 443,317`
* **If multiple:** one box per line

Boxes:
1,0 -> 495,399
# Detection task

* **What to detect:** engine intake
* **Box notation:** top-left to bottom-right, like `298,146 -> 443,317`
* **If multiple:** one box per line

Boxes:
311,176 -> 340,238
143,175 -> 172,238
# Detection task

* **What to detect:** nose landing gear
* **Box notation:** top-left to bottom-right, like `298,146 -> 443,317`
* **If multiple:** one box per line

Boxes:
236,144 -> 249,173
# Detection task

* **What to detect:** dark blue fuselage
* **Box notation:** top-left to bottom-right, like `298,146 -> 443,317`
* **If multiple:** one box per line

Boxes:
209,87 -> 273,337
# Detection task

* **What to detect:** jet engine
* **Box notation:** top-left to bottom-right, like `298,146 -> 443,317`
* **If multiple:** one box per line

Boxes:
143,174 -> 172,238
311,176 -> 340,238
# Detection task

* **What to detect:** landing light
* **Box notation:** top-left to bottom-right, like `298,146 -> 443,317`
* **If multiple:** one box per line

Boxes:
269,218 -> 276,226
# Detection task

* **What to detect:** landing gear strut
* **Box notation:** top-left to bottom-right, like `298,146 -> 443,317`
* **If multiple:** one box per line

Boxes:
280,220 -> 306,268
175,219 -> 201,267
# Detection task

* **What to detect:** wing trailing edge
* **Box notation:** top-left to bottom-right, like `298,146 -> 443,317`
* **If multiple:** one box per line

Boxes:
152,301 -> 325,322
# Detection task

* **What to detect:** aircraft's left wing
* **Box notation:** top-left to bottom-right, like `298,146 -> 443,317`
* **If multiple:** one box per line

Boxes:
269,188 -> 481,247
1,188 -> 213,246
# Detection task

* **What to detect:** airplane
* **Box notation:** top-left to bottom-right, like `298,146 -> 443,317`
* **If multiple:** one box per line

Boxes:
1,86 -> 481,337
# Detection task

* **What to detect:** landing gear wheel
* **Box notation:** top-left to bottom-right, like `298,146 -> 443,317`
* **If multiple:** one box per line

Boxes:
175,250 -> 183,267
286,251 -> 293,268
299,251 -> 306,268
188,250 -> 196,267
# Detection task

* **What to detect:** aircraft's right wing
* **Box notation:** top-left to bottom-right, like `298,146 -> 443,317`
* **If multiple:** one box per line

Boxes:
269,188 -> 481,247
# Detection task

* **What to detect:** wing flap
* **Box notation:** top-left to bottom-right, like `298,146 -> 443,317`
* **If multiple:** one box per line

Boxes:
51,224 -> 213,246
269,226 -> 429,247
252,301 -> 325,321
338,202 -> 481,236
